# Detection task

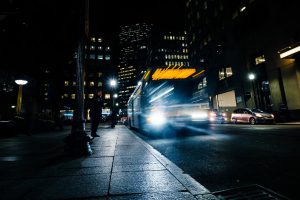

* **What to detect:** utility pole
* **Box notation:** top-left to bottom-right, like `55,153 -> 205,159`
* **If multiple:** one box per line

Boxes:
65,0 -> 92,155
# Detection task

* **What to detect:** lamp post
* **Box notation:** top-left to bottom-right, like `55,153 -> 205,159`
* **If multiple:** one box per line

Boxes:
15,79 -> 28,114
248,73 -> 257,108
64,0 -> 92,156
110,79 -> 117,127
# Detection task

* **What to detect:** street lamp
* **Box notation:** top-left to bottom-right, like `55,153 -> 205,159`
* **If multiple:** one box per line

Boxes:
110,79 -> 117,87
248,73 -> 257,108
109,79 -> 117,127
15,79 -> 28,114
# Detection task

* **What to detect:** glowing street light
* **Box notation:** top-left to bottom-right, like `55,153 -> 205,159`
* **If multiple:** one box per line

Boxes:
248,73 -> 257,108
248,73 -> 255,80
110,79 -> 117,87
15,79 -> 28,114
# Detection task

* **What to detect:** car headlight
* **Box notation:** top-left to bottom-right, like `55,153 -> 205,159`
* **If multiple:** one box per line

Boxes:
191,112 -> 208,119
256,114 -> 263,117
148,112 -> 167,126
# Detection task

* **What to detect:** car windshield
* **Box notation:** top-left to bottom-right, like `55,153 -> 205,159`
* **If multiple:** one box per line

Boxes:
252,108 -> 264,113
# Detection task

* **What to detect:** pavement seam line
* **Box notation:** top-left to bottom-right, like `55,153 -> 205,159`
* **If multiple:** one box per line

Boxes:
107,128 -> 119,197
124,127 -> 216,198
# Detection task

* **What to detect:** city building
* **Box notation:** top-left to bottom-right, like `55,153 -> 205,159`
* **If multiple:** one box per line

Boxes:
147,29 -> 189,68
185,0 -> 300,120
118,23 -> 152,109
60,35 -> 116,120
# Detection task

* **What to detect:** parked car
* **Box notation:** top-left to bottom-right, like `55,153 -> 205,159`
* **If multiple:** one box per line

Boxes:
209,109 -> 229,124
231,108 -> 275,125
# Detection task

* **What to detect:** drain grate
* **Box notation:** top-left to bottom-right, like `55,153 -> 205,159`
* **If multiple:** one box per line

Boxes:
212,184 -> 289,200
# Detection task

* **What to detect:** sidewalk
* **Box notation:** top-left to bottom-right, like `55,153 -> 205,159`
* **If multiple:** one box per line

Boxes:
0,125 -> 218,200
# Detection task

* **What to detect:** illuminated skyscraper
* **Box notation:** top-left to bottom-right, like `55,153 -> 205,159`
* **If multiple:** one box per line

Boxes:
118,23 -> 152,109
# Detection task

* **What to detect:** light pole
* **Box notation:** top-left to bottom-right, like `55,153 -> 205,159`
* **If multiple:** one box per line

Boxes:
15,79 -> 28,114
64,0 -> 92,156
110,79 -> 117,127
248,73 -> 257,108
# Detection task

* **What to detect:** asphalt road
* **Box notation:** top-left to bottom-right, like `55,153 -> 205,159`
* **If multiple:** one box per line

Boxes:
135,124 -> 300,199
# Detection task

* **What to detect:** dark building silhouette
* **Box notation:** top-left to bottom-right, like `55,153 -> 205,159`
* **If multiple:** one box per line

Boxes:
186,0 -> 300,120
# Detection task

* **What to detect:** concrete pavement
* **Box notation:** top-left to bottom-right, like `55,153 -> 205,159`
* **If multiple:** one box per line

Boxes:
0,125 -> 218,200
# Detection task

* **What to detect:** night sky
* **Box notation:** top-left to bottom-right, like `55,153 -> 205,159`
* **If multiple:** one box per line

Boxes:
0,0 -> 185,74
90,0 -> 185,32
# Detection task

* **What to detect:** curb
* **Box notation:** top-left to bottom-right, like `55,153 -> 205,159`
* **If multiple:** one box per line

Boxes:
126,127 -> 219,199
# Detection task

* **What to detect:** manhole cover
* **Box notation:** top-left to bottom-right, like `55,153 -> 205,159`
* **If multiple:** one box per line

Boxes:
213,184 -> 289,200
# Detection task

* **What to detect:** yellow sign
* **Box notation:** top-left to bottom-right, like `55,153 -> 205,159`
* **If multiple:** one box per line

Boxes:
152,68 -> 196,80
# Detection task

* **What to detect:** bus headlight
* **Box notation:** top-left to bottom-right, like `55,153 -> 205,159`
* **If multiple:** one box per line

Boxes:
148,112 -> 167,126
191,112 -> 208,119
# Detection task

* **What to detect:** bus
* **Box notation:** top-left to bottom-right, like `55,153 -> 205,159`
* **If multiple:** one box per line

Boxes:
127,67 -> 211,134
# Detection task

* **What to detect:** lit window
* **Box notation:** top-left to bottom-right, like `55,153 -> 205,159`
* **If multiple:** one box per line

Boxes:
98,46 -> 102,50
105,47 -> 110,51
219,69 -> 225,80
98,73 -> 102,77
64,94 -> 68,98
91,37 -> 95,42
226,67 -> 233,77
90,46 -> 95,50
219,67 -> 233,80
64,81 -> 69,86
105,94 -> 110,99
198,82 -> 203,89
97,55 -> 103,60
44,92 -> 48,96
72,81 -> 76,86
89,94 -> 94,99
203,77 -> 207,87
105,55 -> 111,60
71,94 -> 76,99
89,54 -> 95,59
97,38 -> 102,42
98,82 -> 102,87
255,55 -> 266,65
90,82 -> 94,86
84,81 -> 86,86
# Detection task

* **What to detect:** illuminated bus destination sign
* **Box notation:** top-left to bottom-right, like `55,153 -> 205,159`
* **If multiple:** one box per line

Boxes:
152,68 -> 196,80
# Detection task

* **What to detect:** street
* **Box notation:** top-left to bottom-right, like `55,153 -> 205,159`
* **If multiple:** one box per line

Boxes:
135,124 -> 300,199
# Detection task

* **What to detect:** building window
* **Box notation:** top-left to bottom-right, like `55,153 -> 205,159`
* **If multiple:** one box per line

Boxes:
105,47 -> 110,51
98,73 -> 102,77
198,82 -> 203,89
98,46 -> 103,50
97,38 -> 102,42
89,94 -> 94,99
105,94 -> 110,99
219,67 -> 233,80
219,69 -> 225,80
203,77 -> 207,87
64,81 -> 69,86
255,55 -> 266,65
105,55 -> 111,60
226,67 -> 233,77
71,94 -> 76,99
89,54 -> 95,59
90,82 -> 94,86
98,82 -> 102,87
72,81 -> 76,86
97,55 -> 103,60
91,37 -> 95,42
90,46 -> 95,50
